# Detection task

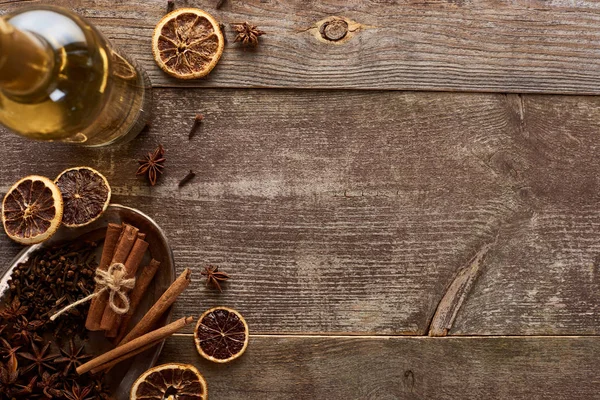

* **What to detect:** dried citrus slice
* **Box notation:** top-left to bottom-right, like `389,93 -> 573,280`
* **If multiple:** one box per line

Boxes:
194,307 -> 249,363
55,167 -> 111,228
152,8 -> 225,79
130,363 -> 207,400
2,175 -> 63,245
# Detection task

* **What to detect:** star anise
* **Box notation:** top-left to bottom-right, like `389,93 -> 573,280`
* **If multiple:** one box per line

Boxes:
12,317 -> 43,344
13,375 -> 37,397
54,339 -> 92,375
37,371 -> 63,398
18,341 -> 57,375
0,298 -> 27,322
0,356 -> 19,392
63,381 -> 95,400
232,22 -> 265,46
201,265 -> 230,292
137,144 -> 166,186
88,378 -> 112,400
0,338 -> 20,360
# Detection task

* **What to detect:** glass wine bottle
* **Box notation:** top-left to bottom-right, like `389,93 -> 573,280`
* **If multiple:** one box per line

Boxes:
0,6 -> 152,146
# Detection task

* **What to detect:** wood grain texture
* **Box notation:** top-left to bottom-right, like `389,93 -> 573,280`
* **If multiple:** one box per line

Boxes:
1,90 -> 600,335
3,0 -> 600,93
157,335 -> 600,399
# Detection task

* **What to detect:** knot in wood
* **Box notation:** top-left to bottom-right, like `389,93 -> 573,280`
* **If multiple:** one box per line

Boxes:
319,18 -> 348,41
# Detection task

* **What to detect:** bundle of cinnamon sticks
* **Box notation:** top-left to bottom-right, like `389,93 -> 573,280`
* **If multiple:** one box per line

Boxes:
81,223 -> 192,374
85,223 -> 160,338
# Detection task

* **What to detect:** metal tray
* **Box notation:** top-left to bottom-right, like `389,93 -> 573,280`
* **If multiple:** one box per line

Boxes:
0,204 -> 175,400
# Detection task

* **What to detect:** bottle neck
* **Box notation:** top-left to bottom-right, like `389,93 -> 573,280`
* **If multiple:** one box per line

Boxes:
0,18 -> 54,96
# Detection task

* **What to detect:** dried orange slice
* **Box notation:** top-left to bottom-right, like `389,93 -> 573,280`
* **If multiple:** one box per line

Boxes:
55,167 -> 111,228
2,175 -> 63,244
152,8 -> 225,79
130,363 -> 207,400
194,307 -> 249,363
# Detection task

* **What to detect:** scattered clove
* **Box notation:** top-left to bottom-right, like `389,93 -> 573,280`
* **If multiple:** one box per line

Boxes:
189,114 -> 204,139
219,22 -> 227,44
166,0 -> 174,13
178,170 -> 196,187
216,0 -> 226,9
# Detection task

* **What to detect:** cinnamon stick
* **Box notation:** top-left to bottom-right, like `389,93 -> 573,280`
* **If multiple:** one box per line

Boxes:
100,234 -> 149,334
77,316 -> 194,375
85,223 -> 123,331
119,268 -> 191,346
85,224 -> 138,332
90,340 -> 161,374
115,259 -> 161,343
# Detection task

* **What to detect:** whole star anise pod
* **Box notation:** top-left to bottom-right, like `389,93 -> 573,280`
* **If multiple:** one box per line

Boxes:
54,339 -> 92,375
232,22 -> 265,46
12,375 -> 37,397
137,144 -> 166,186
0,338 -> 20,361
0,356 -> 19,392
37,371 -> 63,398
0,298 -> 27,322
18,341 -> 58,375
201,265 -> 230,292
63,381 -> 95,400
12,318 -> 43,344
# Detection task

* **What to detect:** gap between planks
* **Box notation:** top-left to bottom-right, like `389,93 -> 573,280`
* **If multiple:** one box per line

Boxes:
171,333 -> 600,339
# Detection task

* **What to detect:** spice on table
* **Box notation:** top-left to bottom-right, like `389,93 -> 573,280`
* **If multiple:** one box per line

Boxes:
100,232 -> 149,335
86,223 -> 123,331
118,268 -> 192,347
130,364 -> 207,400
7,240 -> 99,337
0,240 -> 109,398
219,22 -> 228,44
189,113 -> 204,139
152,8 -> 225,80
115,259 -> 162,344
194,307 -> 249,363
178,170 -> 196,187
166,0 -> 174,13
137,144 -> 166,186
86,224 -> 139,330
216,0 -> 226,9
77,316 -> 194,375
55,167 -> 111,228
54,339 -> 92,375
18,341 -> 58,375
1,175 -> 64,245
232,22 -> 266,47
201,265 -> 230,292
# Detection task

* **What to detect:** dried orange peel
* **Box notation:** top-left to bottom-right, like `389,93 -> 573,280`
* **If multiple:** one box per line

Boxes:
2,175 -> 63,244
130,363 -> 208,400
152,8 -> 225,79
55,166 -> 111,228
194,306 -> 249,363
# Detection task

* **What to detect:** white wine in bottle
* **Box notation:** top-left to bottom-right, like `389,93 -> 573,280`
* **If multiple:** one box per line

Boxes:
0,6 -> 152,146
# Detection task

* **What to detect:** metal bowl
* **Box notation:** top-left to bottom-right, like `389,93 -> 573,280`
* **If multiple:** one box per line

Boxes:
0,204 -> 175,400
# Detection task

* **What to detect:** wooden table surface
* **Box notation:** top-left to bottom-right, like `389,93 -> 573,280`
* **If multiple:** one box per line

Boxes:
2,0 -> 600,398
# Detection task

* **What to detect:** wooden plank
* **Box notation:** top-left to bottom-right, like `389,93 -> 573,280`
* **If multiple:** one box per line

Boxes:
155,335 -> 600,399
3,0 -> 600,93
1,90 -> 600,335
